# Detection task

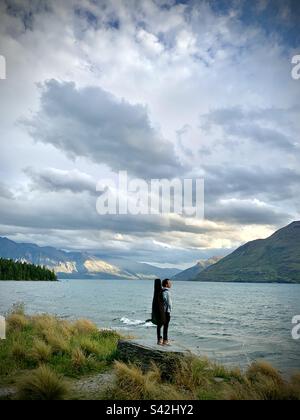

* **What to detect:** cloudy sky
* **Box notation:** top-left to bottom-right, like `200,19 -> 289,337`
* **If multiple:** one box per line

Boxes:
0,0 -> 299,268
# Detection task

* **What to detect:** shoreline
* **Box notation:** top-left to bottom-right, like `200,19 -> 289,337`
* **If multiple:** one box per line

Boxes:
1,278 -> 300,285
0,310 -> 299,400
1,281 -> 299,378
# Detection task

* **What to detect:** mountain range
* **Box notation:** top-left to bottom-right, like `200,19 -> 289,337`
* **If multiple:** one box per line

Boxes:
1,221 -> 299,283
187,221 -> 300,283
0,237 -> 180,280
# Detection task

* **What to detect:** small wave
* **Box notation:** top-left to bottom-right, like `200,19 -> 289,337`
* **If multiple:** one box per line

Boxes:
120,317 -> 154,327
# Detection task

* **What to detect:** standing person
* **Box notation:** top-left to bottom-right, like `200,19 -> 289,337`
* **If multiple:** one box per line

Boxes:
151,279 -> 166,345
162,279 -> 173,346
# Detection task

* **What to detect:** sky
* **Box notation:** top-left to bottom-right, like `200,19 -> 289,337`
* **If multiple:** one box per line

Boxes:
0,0 -> 299,269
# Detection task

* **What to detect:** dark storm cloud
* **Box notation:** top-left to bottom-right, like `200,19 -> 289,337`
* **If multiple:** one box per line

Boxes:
23,79 -> 184,179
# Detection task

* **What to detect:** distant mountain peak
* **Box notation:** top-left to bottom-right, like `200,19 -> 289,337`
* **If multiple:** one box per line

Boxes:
173,256 -> 224,281
194,221 -> 300,284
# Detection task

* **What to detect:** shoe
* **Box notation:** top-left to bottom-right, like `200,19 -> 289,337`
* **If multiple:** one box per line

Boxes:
157,339 -> 163,345
163,340 -> 171,346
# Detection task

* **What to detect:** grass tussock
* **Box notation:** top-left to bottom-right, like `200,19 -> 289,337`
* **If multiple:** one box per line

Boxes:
44,331 -> 69,355
0,306 -> 121,390
11,339 -> 28,361
71,347 -> 87,371
104,361 -> 184,400
17,365 -> 69,400
1,305 -> 299,401
31,339 -> 52,363
73,319 -> 99,335
292,373 -> 300,386
241,361 -> 300,401
77,337 -> 100,356
105,356 -> 300,401
32,315 -> 59,334
7,313 -> 29,331
246,361 -> 284,386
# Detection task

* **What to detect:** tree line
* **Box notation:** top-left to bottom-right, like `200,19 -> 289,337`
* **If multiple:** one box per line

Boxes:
0,258 -> 57,281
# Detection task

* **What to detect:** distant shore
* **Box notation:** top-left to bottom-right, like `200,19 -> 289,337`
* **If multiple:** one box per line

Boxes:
0,258 -> 57,282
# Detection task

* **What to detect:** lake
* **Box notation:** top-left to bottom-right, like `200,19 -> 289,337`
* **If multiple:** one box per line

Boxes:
0,280 -> 299,376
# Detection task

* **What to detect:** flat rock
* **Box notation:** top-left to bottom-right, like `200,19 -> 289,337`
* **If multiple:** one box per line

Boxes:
117,339 -> 192,380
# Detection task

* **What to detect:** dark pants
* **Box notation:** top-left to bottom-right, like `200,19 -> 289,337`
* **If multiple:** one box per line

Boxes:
157,312 -> 171,342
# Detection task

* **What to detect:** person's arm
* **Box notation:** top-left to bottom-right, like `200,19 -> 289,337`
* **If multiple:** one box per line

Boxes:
163,290 -> 172,312
168,291 -> 173,312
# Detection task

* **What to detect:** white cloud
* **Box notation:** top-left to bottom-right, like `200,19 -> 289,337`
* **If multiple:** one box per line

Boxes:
136,29 -> 164,55
0,0 -> 299,265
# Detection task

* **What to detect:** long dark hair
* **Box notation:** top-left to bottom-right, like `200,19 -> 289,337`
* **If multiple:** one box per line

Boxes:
151,279 -> 166,326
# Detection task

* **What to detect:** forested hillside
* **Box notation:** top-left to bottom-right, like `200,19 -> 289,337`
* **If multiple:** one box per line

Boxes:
0,258 -> 57,281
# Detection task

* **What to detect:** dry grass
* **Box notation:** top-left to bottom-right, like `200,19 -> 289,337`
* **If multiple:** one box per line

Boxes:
105,356 -> 300,401
17,365 -> 69,400
2,306 -> 299,401
105,361 -> 184,400
175,357 -> 210,387
11,339 -> 27,361
71,347 -> 87,371
44,331 -> 69,355
31,314 -> 58,332
0,307 -> 121,395
247,361 -> 284,386
78,337 -> 100,356
32,315 -> 74,357
292,373 -> 300,386
7,313 -> 29,331
33,315 -> 72,341
242,361 -> 300,400
73,319 -> 99,335
31,339 -> 52,363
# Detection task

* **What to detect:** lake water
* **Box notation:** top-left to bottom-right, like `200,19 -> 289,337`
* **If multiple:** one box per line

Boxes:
0,280 -> 299,376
